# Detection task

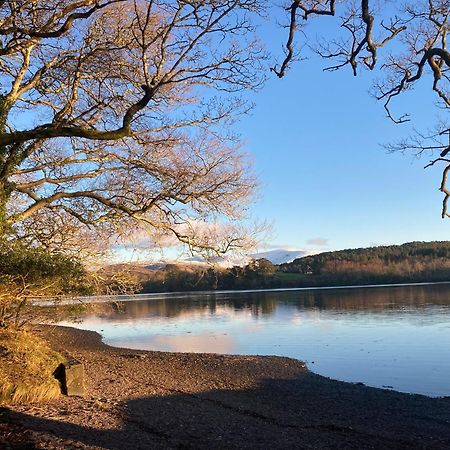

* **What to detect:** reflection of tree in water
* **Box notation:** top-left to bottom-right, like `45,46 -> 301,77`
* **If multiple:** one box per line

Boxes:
157,294 -> 278,319
75,284 -> 450,322
287,285 -> 450,312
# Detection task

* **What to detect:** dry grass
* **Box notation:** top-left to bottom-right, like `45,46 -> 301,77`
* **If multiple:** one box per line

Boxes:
0,329 -> 64,404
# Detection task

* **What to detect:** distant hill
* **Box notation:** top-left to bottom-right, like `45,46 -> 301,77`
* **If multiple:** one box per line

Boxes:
154,248 -> 310,267
102,241 -> 450,293
98,263 -> 156,280
274,241 -> 450,287
250,249 -> 310,265
279,241 -> 450,274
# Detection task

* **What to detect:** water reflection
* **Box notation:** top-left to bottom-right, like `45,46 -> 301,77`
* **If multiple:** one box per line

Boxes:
59,284 -> 450,397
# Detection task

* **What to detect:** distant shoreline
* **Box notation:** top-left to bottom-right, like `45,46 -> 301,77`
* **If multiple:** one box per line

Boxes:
43,280 -> 450,305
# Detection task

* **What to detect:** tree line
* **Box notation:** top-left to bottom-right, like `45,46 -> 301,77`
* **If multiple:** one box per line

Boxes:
141,241 -> 450,292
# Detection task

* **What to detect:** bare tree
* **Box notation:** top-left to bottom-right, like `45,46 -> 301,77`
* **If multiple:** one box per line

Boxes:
274,0 -> 449,215
0,0 -> 265,254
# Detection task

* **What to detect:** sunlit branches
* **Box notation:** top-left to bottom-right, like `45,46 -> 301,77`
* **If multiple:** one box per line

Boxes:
0,0 -> 266,255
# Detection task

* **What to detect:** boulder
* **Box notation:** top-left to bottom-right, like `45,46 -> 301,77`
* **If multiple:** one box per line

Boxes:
53,357 -> 85,397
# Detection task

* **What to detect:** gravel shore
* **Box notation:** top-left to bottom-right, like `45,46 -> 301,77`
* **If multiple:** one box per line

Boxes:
1,325 -> 450,449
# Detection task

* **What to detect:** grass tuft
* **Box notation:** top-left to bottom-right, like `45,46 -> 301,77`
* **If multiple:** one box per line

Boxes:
0,329 -> 64,404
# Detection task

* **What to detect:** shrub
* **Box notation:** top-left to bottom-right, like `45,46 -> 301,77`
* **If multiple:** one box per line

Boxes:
0,240 -> 91,329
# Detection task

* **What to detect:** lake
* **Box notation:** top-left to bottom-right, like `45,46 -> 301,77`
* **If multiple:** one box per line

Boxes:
59,283 -> 450,397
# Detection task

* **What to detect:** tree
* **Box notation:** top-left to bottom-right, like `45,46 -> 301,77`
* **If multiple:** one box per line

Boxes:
0,0 -> 265,254
245,257 -> 275,276
274,1 -> 449,216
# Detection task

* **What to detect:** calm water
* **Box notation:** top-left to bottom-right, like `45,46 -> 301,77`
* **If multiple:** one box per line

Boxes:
60,284 -> 450,397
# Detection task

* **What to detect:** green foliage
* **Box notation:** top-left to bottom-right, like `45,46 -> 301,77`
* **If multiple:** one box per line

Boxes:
0,240 -> 86,289
0,240 -> 91,329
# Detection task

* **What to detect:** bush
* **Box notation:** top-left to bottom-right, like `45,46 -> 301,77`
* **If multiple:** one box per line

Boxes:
0,240 -> 91,329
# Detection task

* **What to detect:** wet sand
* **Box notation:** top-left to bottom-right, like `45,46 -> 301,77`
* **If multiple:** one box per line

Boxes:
1,325 -> 450,449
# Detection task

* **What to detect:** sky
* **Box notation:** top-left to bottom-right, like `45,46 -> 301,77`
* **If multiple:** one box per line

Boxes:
231,16 -> 450,254
10,3 -> 447,261
114,8 -> 450,262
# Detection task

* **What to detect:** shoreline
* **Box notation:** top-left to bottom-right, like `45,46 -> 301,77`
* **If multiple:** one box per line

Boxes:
2,325 -> 450,449
37,280 -> 450,305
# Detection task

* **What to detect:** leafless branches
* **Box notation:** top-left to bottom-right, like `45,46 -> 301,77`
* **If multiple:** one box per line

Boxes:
272,0 -> 336,78
387,126 -> 450,217
276,0 -> 450,216
275,0 -> 448,119
0,0 -> 266,255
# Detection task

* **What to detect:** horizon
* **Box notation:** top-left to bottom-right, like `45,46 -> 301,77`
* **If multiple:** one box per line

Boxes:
229,11 -> 450,254
110,13 -> 450,263
112,239 -> 450,266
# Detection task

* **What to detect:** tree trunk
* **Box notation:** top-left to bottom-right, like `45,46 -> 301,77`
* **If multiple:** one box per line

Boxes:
0,179 -> 14,237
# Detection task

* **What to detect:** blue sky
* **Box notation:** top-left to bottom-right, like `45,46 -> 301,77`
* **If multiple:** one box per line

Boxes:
234,18 -> 449,253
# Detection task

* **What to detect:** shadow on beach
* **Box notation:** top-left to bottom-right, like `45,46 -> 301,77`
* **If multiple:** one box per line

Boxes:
2,373 -> 450,450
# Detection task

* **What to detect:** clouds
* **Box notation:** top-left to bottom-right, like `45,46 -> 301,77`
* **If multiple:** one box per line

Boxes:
111,225 -> 330,264
110,218 -> 264,264
306,238 -> 329,247
262,239 -> 330,252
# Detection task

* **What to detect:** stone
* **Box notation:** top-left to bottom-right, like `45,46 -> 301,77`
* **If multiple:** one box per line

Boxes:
53,357 -> 85,397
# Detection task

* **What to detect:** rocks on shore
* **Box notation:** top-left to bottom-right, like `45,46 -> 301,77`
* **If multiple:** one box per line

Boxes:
53,357 -> 85,397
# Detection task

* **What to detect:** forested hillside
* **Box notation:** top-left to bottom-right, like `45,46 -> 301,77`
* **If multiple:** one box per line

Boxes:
140,241 -> 450,292
279,241 -> 450,278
